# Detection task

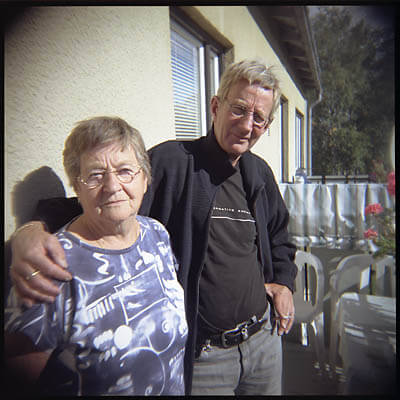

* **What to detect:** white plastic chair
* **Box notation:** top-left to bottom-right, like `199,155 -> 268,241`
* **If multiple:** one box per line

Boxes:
293,250 -> 327,376
375,255 -> 396,297
328,253 -> 374,371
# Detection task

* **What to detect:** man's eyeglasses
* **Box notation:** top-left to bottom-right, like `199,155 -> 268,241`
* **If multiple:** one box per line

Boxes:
78,166 -> 142,189
225,101 -> 270,129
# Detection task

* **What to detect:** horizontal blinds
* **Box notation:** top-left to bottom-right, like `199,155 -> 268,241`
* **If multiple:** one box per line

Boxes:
171,30 -> 202,140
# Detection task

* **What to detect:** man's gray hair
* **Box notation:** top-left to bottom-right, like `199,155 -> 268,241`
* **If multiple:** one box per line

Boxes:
216,59 -> 281,118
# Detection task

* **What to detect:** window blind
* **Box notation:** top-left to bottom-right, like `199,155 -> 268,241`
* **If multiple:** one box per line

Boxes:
171,29 -> 203,140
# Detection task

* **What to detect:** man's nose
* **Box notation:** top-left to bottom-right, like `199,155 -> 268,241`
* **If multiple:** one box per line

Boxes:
238,112 -> 254,132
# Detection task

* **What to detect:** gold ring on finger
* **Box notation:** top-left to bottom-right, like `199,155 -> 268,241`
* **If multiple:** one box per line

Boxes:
25,269 -> 41,281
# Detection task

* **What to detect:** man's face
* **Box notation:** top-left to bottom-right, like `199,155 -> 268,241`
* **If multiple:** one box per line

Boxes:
211,79 -> 274,166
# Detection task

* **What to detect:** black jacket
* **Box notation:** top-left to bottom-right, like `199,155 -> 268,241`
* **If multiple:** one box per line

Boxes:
140,129 -> 297,392
34,130 -> 297,394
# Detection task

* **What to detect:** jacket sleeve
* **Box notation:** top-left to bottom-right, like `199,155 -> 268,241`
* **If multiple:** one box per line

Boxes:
139,141 -> 188,225
33,197 -> 82,233
264,169 -> 297,292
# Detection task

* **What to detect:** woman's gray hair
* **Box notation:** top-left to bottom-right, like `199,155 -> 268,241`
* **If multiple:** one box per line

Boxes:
63,116 -> 151,191
216,59 -> 281,118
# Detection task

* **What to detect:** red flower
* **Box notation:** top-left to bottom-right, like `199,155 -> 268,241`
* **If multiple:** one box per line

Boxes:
387,171 -> 395,196
365,203 -> 384,216
364,229 -> 378,239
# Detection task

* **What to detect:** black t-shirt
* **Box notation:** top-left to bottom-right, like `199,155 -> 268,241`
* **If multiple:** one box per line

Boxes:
198,167 -> 268,331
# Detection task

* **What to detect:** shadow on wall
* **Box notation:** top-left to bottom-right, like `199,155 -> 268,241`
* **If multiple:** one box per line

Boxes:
5,167 -> 66,299
11,166 -> 67,227
1,6 -> 29,33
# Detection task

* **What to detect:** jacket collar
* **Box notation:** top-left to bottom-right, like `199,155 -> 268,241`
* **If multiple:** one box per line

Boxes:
239,151 -> 265,200
197,127 -> 265,194
199,127 -> 237,182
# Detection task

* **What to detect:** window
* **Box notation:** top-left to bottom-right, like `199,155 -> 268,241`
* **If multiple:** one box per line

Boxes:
280,97 -> 289,182
295,110 -> 304,169
170,14 -> 223,140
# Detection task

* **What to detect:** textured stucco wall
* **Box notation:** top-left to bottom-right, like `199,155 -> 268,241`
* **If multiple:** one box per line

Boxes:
5,6 -> 174,239
5,5 -> 309,240
196,6 -> 308,181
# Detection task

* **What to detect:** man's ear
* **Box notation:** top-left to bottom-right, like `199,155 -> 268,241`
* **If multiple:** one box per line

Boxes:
210,96 -> 219,119
264,117 -> 274,133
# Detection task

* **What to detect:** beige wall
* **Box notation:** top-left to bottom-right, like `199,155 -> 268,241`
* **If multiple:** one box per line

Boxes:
5,5 -> 309,239
196,6 -> 308,182
5,6 -> 174,239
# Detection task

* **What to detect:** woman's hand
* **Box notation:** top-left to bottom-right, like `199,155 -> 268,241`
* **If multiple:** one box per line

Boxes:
10,222 -> 72,307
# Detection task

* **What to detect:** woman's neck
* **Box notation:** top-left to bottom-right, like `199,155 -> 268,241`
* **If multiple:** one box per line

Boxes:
68,215 -> 140,250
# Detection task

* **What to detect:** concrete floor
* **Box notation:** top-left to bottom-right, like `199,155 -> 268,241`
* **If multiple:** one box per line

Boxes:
280,247 -> 354,396
282,336 -> 340,395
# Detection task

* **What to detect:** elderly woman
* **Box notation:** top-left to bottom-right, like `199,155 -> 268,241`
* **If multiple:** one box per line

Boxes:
5,117 -> 188,395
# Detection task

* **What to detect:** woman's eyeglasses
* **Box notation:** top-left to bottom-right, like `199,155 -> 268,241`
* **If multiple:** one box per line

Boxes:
78,166 -> 142,189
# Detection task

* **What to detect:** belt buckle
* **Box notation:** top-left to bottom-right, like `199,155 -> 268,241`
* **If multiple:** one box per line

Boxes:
220,316 -> 259,348
220,322 -> 252,348
241,325 -> 249,340
221,326 -> 240,348
239,316 -> 259,342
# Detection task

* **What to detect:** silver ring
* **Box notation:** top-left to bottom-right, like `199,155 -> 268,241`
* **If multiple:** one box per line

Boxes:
25,270 -> 41,281
281,315 -> 293,319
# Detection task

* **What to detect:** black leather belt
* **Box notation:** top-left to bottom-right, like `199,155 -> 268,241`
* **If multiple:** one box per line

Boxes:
197,315 -> 266,349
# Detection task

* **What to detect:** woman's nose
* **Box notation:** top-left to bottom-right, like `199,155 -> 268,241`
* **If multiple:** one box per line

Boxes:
102,171 -> 122,192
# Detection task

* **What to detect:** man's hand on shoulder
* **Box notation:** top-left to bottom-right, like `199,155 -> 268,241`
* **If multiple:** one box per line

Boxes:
10,221 -> 72,307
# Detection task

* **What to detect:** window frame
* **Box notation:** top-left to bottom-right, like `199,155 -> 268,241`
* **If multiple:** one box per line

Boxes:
295,109 -> 305,169
170,8 -> 225,140
280,96 -> 289,183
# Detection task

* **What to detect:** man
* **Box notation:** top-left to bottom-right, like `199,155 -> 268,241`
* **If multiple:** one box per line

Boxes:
9,59 -> 297,395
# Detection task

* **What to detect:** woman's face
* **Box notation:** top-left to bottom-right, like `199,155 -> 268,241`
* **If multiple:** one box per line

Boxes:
76,142 -> 148,226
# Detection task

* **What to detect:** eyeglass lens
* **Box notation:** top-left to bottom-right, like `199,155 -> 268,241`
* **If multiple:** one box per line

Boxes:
81,167 -> 141,188
228,103 -> 268,127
